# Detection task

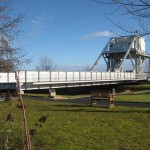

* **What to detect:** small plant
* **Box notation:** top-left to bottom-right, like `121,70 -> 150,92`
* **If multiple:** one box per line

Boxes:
5,90 -> 11,102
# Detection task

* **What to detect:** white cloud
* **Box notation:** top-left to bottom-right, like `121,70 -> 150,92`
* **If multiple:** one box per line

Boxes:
28,12 -> 54,37
81,31 -> 113,41
31,17 -> 43,29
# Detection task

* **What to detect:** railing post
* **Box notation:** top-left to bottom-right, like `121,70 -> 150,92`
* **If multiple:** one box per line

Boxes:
96,72 -> 97,80
25,71 -> 27,90
66,71 -> 67,82
49,71 -> 51,82
7,72 -> 9,82
38,71 -> 40,82
79,72 -> 81,81
58,71 -> 59,82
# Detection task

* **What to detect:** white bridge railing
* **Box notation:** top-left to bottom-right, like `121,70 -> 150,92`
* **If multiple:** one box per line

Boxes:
0,71 -> 148,90
0,71 -> 148,82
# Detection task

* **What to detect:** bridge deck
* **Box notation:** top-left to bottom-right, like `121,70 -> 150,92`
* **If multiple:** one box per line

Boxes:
0,71 -> 148,90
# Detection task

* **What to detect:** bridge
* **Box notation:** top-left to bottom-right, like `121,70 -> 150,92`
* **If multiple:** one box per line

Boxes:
0,35 -> 150,91
0,71 -> 149,90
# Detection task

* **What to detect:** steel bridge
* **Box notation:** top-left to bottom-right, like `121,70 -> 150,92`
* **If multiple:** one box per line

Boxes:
0,35 -> 150,91
0,71 -> 149,90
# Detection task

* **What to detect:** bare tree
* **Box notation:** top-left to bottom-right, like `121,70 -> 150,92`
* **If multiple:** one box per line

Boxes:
35,56 -> 57,71
0,0 -> 30,72
92,0 -> 150,36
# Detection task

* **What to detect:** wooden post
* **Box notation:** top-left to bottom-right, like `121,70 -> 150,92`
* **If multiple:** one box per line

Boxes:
15,71 -> 32,150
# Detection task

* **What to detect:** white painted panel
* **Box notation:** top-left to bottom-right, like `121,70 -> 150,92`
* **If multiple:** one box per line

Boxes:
124,72 -> 129,79
8,73 -> 16,82
97,72 -> 102,80
0,73 -> 8,82
101,72 -> 106,79
110,72 -> 114,79
111,72 -> 118,79
131,73 -> 135,79
137,37 -> 145,53
85,72 -> 91,80
130,73 -> 132,78
59,72 -> 66,81
91,72 -> 97,80
39,71 -> 50,82
73,72 -> 79,81
124,73 -> 127,79
128,73 -> 130,78
114,72 -> 118,79
32,71 -> 38,82
67,72 -> 73,81
80,72 -> 86,80
26,71 -> 33,82
26,71 -> 38,82
130,73 -> 133,78
117,72 -> 120,79
105,72 -> 110,79
120,72 -> 125,79
51,72 -> 59,82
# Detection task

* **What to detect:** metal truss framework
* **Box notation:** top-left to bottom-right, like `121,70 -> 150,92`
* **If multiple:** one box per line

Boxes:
91,35 -> 150,73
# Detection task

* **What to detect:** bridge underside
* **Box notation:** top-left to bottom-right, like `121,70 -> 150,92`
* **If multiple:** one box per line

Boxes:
0,79 -> 145,91
29,79 -> 143,90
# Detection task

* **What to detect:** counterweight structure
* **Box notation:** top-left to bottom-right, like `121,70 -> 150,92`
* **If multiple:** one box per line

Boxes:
91,35 -> 150,73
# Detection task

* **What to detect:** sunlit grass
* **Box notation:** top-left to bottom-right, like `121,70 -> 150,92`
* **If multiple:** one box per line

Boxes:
115,93 -> 150,102
0,93 -> 150,150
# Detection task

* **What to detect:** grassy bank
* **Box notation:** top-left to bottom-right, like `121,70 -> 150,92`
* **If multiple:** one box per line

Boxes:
0,94 -> 150,150
118,84 -> 150,92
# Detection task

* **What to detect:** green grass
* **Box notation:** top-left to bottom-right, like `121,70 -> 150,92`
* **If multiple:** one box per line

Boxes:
115,93 -> 150,102
0,94 -> 150,150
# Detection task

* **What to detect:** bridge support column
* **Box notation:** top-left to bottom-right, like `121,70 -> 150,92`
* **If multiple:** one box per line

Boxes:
112,88 -> 115,95
49,89 -> 56,98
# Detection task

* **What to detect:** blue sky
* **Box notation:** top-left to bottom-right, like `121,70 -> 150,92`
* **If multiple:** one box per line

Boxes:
12,0 -> 149,71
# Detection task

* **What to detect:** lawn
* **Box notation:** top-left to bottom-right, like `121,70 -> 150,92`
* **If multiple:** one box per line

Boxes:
115,93 -> 150,102
0,93 -> 150,150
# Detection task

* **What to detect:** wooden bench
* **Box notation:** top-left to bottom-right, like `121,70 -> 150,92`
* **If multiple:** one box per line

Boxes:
90,90 -> 115,108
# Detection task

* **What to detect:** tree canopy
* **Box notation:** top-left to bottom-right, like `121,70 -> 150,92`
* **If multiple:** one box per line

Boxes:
0,0 -> 29,72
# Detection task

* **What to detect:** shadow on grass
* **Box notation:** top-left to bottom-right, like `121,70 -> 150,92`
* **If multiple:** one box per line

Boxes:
51,104 -> 150,113
52,104 -> 91,107
115,101 -> 150,108
52,100 -> 150,108
50,108 -> 150,113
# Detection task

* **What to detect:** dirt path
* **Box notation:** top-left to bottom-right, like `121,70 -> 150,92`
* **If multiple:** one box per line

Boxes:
23,96 -> 150,108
